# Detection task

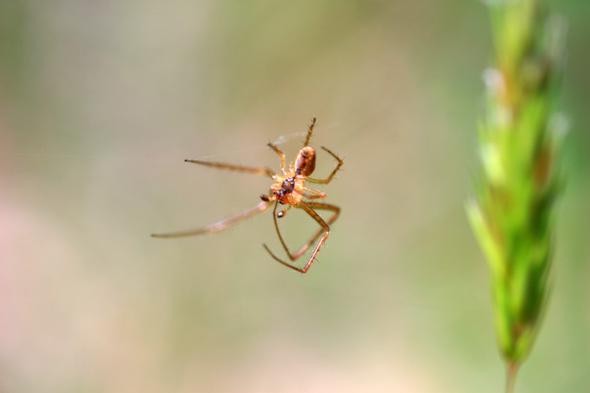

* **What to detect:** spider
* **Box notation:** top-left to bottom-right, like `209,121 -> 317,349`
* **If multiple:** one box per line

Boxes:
151,118 -> 343,273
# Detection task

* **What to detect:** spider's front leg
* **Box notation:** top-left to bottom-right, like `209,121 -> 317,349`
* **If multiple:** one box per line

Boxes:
263,201 -> 339,273
151,201 -> 270,238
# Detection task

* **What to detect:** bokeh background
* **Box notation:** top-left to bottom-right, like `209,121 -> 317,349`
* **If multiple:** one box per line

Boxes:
1,1 -> 588,392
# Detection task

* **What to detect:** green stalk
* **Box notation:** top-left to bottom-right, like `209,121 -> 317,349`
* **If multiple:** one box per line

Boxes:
468,0 -> 566,391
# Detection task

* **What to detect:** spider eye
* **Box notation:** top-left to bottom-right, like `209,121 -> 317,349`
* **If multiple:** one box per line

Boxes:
260,194 -> 270,202
277,211 -> 285,218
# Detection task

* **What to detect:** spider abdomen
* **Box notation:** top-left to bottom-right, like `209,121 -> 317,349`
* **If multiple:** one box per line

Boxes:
295,146 -> 316,176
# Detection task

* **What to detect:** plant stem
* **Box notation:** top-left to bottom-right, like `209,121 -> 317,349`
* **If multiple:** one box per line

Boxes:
505,362 -> 519,393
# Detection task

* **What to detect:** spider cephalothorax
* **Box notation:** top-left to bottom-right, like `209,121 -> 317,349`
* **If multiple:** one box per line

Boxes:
152,117 -> 343,273
277,177 -> 296,198
269,145 -> 318,205
271,175 -> 302,205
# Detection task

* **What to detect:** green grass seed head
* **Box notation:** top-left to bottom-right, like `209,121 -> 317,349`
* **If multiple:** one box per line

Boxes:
469,0 -> 565,391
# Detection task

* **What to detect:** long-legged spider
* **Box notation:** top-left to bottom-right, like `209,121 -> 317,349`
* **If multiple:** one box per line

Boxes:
151,118 -> 343,273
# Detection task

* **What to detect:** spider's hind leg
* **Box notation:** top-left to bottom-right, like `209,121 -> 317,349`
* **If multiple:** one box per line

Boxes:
303,117 -> 317,147
267,142 -> 286,173
302,187 -> 326,200
307,146 -> 343,185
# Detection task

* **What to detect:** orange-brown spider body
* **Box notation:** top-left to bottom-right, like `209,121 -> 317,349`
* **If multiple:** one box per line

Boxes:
267,146 -> 314,205
151,118 -> 343,273
269,175 -> 305,206
295,146 -> 316,176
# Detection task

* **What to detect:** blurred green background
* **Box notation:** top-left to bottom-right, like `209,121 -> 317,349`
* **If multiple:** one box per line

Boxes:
0,1 -> 588,392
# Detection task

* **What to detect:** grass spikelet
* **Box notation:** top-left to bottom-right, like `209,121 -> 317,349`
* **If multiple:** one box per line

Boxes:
468,0 -> 566,391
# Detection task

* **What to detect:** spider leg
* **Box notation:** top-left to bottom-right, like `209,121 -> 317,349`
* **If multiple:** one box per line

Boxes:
301,187 -> 326,200
263,239 -> 327,274
184,159 -> 274,178
303,117 -> 317,147
151,201 -> 270,238
262,201 -> 339,273
266,142 -> 286,173
263,202 -> 294,260
307,146 -> 343,184
291,202 -> 339,258
272,201 -> 340,260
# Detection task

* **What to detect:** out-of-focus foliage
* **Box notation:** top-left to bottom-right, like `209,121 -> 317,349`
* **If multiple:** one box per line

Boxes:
468,0 -> 566,390
470,0 -> 564,363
